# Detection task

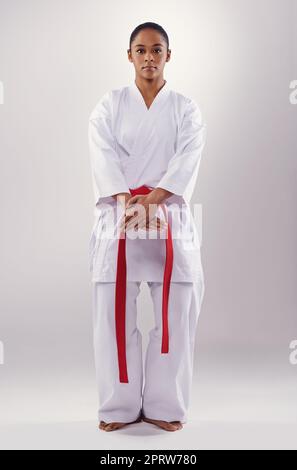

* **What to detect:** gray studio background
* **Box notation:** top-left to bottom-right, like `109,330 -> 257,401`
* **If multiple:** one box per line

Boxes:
0,0 -> 296,449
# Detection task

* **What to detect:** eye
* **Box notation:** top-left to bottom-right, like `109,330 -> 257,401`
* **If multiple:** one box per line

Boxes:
135,48 -> 162,54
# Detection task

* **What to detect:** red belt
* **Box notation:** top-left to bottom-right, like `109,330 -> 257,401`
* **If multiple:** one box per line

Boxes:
115,185 -> 174,383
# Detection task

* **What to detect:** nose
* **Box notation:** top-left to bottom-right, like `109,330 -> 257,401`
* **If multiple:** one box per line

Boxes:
144,51 -> 154,62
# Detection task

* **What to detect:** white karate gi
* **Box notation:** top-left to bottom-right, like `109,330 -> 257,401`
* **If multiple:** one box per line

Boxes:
88,80 -> 206,423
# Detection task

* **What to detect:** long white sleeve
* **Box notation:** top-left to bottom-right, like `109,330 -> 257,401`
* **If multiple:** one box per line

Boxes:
156,99 -> 206,199
88,92 -> 130,205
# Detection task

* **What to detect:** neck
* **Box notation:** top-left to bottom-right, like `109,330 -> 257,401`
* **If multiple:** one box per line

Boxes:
134,76 -> 166,97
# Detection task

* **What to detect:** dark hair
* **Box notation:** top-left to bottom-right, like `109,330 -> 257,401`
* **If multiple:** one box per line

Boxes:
128,22 -> 169,51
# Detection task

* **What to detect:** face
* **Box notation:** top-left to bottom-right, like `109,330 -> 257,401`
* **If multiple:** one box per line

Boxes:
127,28 -> 171,80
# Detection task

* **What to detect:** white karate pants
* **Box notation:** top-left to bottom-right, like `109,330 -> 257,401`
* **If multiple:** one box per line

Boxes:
91,280 -> 205,424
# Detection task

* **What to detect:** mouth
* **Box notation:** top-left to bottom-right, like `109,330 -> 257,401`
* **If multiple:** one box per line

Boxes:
142,66 -> 157,70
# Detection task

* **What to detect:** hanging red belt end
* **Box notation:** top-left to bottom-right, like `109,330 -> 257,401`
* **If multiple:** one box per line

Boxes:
115,185 -> 174,383
161,215 -> 173,354
115,236 -> 129,383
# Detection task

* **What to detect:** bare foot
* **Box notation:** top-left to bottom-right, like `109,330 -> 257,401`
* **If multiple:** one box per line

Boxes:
99,421 -> 127,431
142,417 -> 183,431
98,415 -> 142,432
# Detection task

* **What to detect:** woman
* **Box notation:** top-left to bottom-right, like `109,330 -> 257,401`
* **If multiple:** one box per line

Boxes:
88,22 -> 206,432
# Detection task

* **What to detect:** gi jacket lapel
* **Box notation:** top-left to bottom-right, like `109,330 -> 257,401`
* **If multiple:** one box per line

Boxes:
128,80 -> 170,157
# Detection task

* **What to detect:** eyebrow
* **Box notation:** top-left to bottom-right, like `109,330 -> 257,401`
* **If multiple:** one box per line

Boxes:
134,43 -> 164,47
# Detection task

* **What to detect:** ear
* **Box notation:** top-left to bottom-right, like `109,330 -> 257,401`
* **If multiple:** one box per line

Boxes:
127,49 -> 133,63
166,49 -> 171,62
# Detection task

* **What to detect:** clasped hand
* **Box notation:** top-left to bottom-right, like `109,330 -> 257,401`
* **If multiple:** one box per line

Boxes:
119,194 -> 167,233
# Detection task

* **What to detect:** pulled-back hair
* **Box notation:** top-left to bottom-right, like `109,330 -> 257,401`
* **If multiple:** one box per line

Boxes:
128,22 -> 169,51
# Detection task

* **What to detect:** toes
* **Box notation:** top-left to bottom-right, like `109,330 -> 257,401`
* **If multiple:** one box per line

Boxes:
164,422 -> 179,431
170,421 -> 183,430
98,421 -> 120,431
99,417 -> 142,432
162,424 -> 174,431
105,423 -> 118,431
172,424 -> 183,431
100,417 -> 182,432
142,417 -> 183,431
104,424 -> 116,432
98,421 -> 108,430
105,422 -> 127,432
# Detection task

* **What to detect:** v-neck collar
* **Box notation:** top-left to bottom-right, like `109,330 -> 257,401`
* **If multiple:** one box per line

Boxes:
130,79 -> 170,112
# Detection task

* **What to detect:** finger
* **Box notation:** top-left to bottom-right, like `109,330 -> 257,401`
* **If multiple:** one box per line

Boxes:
145,224 -> 156,232
160,220 -> 168,229
155,217 -> 167,228
146,218 -> 162,232
126,216 -> 145,231
126,195 -> 141,207
124,214 -> 135,224
126,219 -> 144,231
119,217 -> 127,232
121,212 -> 136,228
146,216 -> 163,227
119,222 -> 126,233
122,213 -> 139,230
160,218 -> 168,228
125,206 -> 137,217
148,218 -> 157,227
119,214 -> 131,229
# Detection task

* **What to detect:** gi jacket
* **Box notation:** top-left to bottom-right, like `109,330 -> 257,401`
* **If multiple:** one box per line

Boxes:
88,81 -> 206,282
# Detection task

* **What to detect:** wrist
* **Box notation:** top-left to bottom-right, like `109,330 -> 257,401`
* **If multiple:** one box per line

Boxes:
146,187 -> 173,205
113,192 -> 131,207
